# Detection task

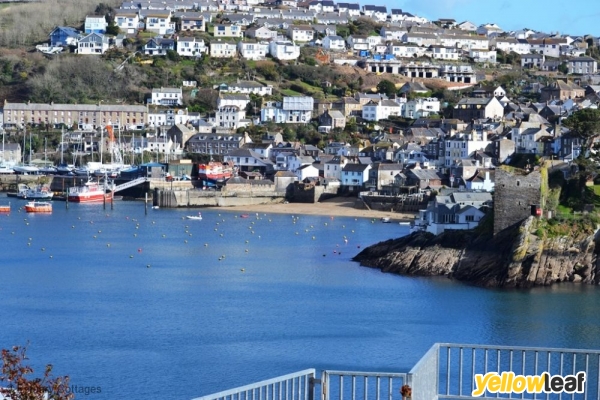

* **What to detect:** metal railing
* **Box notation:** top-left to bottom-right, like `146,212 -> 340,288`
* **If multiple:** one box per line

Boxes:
191,369 -> 316,400
322,370 -> 408,400
434,344 -> 600,400
192,344 -> 600,400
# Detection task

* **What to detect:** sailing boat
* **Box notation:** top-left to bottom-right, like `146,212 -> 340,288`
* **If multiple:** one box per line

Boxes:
0,129 -> 14,174
56,128 -> 74,175
13,129 -> 39,174
39,137 -> 57,174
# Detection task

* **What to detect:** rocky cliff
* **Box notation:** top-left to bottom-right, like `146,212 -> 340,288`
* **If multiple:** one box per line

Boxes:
353,217 -> 600,288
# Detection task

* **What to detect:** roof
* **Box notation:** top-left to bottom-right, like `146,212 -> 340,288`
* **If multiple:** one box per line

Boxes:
342,163 -> 370,172
451,191 -> 492,203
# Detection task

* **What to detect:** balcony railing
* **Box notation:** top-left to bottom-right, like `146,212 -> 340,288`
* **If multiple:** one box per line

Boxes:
192,344 -> 600,400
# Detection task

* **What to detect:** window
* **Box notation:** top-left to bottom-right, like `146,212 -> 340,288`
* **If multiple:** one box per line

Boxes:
466,215 -> 475,222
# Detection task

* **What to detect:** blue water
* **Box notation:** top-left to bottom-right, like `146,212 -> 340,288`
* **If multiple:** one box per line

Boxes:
1,198 -> 600,399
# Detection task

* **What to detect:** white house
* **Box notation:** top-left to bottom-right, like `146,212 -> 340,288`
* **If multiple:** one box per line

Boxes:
401,98 -> 441,119
296,164 -> 319,180
346,35 -> 369,51
115,11 -> 140,34
144,11 -> 174,35
287,25 -> 314,42
322,35 -> 345,51
77,33 -> 109,55
260,97 -> 314,124
210,40 -> 237,58
387,43 -> 426,58
238,40 -> 269,60
215,106 -> 248,129
362,100 -> 401,121
177,37 -> 207,57
413,191 -> 491,235
324,155 -> 348,180
341,163 -> 371,189
215,95 -> 249,116
84,15 -> 107,33
494,37 -> 530,54
218,81 -> 273,96
476,23 -> 503,36
427,45 -> 460,60
269,41 -> 300,60
469,48 -> 497,63
380,26 -> 406,41
244,26 -> 277,40
214,23 -> 243,38
150,87 -> 183,106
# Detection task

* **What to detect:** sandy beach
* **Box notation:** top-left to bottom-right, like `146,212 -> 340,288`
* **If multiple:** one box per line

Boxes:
211,197 -> 418,222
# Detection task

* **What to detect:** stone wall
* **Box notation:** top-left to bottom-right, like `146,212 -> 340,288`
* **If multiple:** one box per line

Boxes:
493,168 -> 542,235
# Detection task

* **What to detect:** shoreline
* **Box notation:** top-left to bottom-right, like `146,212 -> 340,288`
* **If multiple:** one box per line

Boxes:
205,198 -> 418,221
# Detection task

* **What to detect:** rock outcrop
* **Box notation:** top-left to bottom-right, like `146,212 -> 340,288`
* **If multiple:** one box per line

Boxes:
353,217 -> 600,288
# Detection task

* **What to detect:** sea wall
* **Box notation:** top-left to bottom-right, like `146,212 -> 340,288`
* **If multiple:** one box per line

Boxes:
154,189 -> 286,207
353,217 -> 600,288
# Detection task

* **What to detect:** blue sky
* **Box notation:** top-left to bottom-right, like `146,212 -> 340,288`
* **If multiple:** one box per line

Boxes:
369,0 -> 600,37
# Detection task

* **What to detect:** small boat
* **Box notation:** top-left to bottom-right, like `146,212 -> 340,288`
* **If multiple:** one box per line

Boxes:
186,212 -> 202,220
24,201 -> 52,213
381,217 -> 391,223
0,203 -> 10,213
19,185 -> 54,200
240,214 -> 249,218
399,221 -> 410,225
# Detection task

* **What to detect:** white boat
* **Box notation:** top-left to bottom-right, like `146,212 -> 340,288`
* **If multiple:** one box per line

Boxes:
0,165 -> 14,174
19,185 -> 53,200
186,212 -> 202,220
381,217 -> 391,223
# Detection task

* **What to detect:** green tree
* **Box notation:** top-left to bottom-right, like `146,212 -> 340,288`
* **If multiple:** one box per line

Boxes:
563,108 -> 600,150
558,62 -> 568,74
376,79 -> 397,97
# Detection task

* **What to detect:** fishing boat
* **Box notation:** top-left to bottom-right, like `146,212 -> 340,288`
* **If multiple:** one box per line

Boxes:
19,185 -> 54,200
24,201 -> 52,213
186,212 -> 202,220
67,180 -> 113,203
0,203 -> 10,213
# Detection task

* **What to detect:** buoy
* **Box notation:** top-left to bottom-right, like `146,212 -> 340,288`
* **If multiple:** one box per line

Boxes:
312,236 -> 316,240
204,243 -> 208,246
220,233 -> 224,237
49,255 -> 53,259
130,255 -> 134,258
98,230 -> 102,233
240,268 -> 245,272
41,248 -> 45,251
27,243 -> 31,246
162,234 -> 166,237
138,248 -> 142,253
184,240 -> 188,243
93,235 -> 97,238
245,240 -> 249,243
147,264 -> 151,268
245,249 -> 248,252
107,243 -> 111,247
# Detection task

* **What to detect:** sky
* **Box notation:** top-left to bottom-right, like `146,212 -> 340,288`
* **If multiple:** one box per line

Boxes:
368,0 -> 600,37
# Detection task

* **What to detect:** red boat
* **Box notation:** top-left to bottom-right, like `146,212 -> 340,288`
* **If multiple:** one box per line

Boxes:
0,204 -> 10,213
197,161 -> 234,183
67,181 -> 113,203
24,201 -> 52,213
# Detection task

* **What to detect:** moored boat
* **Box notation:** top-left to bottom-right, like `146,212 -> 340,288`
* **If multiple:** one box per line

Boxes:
24,201 -> 52,213
186,212 -> 202,220
68,180 -> 113,203
0,203 -> 10,213
381,217 -> 391,223
19,184 -> 54,200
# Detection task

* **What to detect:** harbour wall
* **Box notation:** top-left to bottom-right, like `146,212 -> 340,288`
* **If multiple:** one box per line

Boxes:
154,189 -> 286,207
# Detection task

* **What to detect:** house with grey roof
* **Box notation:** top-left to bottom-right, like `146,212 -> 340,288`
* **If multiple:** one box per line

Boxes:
149,87 -> 183,106
224,148 -> 274,175
413,191 -> 492,235
567,56 -> 598,75
341,163 -> 371,189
